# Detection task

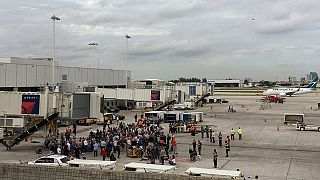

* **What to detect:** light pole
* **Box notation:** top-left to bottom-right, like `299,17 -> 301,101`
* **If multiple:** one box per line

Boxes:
51,14 -> 60,91
125,34 -> 131,88
88,42 -> 98,69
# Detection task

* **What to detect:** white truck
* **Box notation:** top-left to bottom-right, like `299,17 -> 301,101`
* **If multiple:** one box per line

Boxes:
0,117 -> 25,136
296,122 -> 320,131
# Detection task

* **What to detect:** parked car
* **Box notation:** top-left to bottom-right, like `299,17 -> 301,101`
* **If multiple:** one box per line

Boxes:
28,155 -> 70,166
106,107 -> 120,113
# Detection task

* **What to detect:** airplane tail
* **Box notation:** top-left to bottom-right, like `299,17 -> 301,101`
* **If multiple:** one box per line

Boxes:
306,76 -> 318,89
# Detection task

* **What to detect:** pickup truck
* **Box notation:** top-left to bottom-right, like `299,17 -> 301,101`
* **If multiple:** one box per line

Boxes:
296,123 -> 320,131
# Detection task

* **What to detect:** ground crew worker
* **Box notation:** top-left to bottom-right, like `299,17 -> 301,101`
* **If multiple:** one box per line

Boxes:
209,128 -> 213,142
218,132 -> 222,147
201,126 -> 204,138
225,140 -> 230,157
238,127 -> 242,140
230,128 -> 235,140
213,149 -> 218,168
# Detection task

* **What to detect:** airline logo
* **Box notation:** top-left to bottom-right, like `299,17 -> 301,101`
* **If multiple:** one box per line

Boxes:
21,95 -> 40,114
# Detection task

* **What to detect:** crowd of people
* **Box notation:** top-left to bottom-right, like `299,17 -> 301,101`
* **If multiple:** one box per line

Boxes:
44,118 -> 178,165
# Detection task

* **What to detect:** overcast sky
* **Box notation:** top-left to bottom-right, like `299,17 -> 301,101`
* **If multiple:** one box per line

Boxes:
0,0 -> 320,81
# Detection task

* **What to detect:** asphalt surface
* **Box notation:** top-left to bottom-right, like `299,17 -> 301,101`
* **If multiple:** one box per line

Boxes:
1,94 -> 320,179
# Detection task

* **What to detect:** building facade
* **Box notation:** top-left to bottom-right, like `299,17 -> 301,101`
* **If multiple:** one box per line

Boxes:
0,57 -> 130,91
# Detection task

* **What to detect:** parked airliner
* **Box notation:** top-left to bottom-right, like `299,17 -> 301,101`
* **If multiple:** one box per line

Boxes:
263,76 -> 318,96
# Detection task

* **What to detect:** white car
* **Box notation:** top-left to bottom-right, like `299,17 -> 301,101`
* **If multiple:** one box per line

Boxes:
28,155 -> 70,166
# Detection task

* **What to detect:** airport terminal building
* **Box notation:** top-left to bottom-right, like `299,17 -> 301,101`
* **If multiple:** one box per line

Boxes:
0,57 -> 129,91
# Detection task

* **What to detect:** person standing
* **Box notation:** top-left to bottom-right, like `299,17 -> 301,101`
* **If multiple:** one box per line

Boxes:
93,141 -> 99,157
134,114 -> 138,122
230,128 -> 235,140
213,149 -> 218,168
218,132 -> 222,147
102,147 -> 107,161
205,125 -> 209,138
201,126 -> 204,138
72,123 -> 77,136
192,139 -> 197,152
197,140 -> 202,156
212,131 -> 215,143
171,137 -> 177,154
238,127 -> 242,140
225,140 -> 230,157
75,146 -> 80,159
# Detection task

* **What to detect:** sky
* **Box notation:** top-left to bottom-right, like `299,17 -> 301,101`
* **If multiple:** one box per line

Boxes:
0,0 -> 320,81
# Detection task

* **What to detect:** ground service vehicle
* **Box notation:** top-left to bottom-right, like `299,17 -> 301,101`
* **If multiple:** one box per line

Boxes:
296,122 -> 320,131
28,155 -> 70,166
284,114 -> 304,124
77,118 -> 96,126
0,117 -> 25,136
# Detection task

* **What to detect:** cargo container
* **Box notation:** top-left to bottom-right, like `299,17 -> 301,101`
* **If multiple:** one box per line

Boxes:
144,111 -> 164,120
284,113 -> 304,124
182,112 -> 203,123
163,111 -> 182,122
71,92 -> 103,120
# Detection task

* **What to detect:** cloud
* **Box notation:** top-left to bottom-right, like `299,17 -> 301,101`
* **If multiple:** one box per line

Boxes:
0,0 -> 320,81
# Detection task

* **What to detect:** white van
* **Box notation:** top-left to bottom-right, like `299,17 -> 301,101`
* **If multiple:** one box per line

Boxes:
123,162 -> 175,173
68,159 -> 116,170
186,167 -> 242,179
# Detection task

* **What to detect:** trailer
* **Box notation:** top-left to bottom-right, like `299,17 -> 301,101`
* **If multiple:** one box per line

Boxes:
284,113 -> 304,124
186,167 -> 242,179
68,159 -> 116,170
123,162 -> 175,173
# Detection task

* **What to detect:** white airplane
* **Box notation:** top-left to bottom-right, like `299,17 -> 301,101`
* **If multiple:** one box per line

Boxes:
263,76 -> 318,96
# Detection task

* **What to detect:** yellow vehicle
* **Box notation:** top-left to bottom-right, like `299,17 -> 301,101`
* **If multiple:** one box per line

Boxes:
77,118 -> 96,126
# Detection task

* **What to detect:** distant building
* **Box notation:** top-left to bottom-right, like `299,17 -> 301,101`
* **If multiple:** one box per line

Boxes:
309,72 -> 318,81
300,77 -> 306,82
207,79 -> 240,87
288,76 -> 297,82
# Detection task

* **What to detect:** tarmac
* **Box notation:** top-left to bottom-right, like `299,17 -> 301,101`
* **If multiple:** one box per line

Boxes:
1,94 -> 320,179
